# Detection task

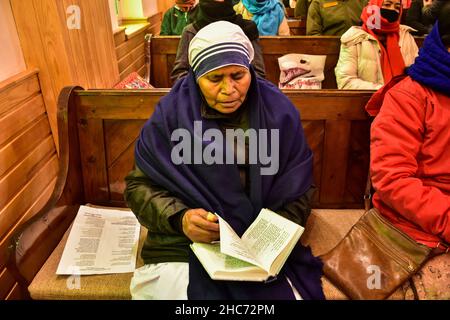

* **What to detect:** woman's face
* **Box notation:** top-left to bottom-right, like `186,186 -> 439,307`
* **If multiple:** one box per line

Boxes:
381,0 -> 402,13
198,65 -> 251,114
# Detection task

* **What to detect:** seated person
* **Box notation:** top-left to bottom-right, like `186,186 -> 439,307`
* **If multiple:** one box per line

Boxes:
294,0 -> 312,19
233,0 -> 290,35
125,21 -> 324,300
367,3 -> 450,298
160,0 -> 197,35
335,0 -> 418,90
405,0 -> 436,35
171,0 -> 266,83
306,0 -> 368,36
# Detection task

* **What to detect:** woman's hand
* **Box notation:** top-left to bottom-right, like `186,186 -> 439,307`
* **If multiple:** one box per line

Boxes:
182,209 -> 220,243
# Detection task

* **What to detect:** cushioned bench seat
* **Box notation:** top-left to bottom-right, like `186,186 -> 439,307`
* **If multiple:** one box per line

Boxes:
28,224 -> 147,300
28,209 -> 410,300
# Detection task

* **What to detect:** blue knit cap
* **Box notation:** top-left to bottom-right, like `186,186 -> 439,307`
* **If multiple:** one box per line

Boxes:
188,21 -> 255,81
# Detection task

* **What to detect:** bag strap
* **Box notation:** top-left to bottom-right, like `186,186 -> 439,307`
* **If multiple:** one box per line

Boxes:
364,169 -> 372,211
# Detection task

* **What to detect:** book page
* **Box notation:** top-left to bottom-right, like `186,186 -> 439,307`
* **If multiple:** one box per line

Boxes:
56,205 -> 140,275
216,214 -> 262,268
241,208 -> 304,272
190,243 -> 269,281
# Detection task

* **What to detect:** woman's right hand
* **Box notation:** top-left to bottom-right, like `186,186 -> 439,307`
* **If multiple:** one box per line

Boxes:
182,208 -> 220,243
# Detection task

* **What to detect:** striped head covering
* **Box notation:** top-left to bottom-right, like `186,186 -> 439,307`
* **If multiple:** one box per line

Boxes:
188,21 -> 254,81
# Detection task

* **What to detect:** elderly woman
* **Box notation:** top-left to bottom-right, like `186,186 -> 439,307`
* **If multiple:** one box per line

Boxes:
335,0 -> 418,90
171,0 -> 266,82
125,21 -> 324,300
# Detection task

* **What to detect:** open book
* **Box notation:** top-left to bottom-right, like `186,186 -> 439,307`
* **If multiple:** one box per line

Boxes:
190,208 -> 304,282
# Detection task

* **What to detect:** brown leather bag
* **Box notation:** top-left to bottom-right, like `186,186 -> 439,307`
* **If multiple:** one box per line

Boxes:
320,208 -> 448,300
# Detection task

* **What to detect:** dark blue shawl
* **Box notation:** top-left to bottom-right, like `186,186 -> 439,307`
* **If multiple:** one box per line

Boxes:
135,68 -> 324,300
408,22 -> 450,95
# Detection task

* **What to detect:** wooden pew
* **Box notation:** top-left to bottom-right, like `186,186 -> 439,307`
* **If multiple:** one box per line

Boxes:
287,19 -> 306,35
150,36 -> 425,89
6,87 -> 376,300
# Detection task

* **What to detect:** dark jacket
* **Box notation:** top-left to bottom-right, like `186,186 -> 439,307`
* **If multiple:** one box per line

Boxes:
170,24 -> 266,83
306,0 -> 368,36
294,0 -> 312,19
405,0 -> 435,36
125,101 -> 315,264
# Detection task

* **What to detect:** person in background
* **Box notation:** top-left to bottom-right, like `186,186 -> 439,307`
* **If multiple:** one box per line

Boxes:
125,21 -> 324,300
335,0 -> 418,89
405,0 -> 436,35
171,0 -> 266,83
306,0 -> 368,35
294,0 -> 312,19
160,0 -> 197,35
366,2 -> 450,299
233,0 -> 290,35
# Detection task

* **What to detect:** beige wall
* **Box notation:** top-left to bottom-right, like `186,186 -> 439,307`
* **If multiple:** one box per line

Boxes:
156,0 -> 171,13
108,0 -> 120,31
0,0 -> 26,82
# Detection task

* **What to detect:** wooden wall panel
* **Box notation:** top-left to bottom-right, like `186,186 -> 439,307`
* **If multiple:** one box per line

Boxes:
0,174 -> 56,269
118,43 -> 145,73
0,268 -> 16,300
115,27 -> 150,81
5,283 -> 23,300
0,70 -> 40,116
115,12 -> 162,82
0,69 -> 57,299
0,137 -> 54,210
0,116 -> 51,177
11,0 -> 121,146
0,95 -> 46,148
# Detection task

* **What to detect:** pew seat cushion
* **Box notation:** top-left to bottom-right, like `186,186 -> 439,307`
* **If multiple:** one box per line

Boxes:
28,225 -> 147,300
28,208 -> 409,300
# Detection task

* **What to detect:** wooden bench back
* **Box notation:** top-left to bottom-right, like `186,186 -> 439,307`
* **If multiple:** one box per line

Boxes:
150,36 -> 424,89
72,88 -> 372,209
6,87 -> 373,296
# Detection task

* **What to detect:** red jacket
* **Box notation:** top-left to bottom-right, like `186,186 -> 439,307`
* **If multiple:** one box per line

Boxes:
370,76 -> 450,248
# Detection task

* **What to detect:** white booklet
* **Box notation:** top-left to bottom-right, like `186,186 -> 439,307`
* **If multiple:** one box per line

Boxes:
190,208 -> 304,282
56,205 -> 141,275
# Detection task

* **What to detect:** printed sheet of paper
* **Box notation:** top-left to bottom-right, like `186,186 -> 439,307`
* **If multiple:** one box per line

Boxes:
56,205 -> 140,275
